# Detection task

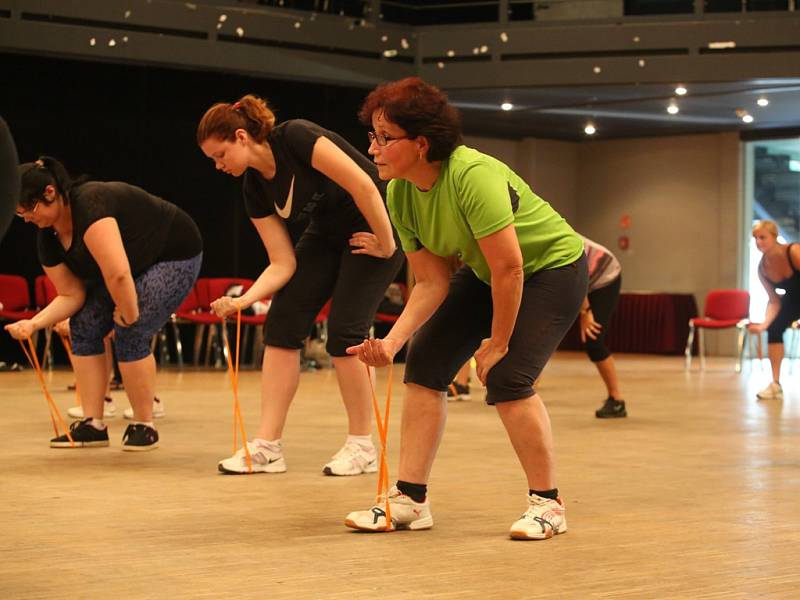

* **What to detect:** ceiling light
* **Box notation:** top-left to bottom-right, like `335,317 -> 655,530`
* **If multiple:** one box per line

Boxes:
675,86 -> 687,96
757,97 -> 769,107
584,123 -> 596,135
501,102 -> 513,111
667,103 -> 679,115
742,114 -> 754,123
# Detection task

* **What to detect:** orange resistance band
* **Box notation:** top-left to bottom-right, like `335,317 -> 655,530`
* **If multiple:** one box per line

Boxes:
18,337 -> 74,446
57,333 -> 81,406
367,362 -> 393,531
222,310 -> 252,473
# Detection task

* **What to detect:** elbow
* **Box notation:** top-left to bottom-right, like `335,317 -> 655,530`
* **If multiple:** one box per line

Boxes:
106,270 -> 132,290
499,263 -> 524,285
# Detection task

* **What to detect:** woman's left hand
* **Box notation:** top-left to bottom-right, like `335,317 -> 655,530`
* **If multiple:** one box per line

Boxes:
474,338 -> 508,385
349,232 -> 394,258
580,309 -> 603,342
113,306 -> 138,328
747,322 -> 765,334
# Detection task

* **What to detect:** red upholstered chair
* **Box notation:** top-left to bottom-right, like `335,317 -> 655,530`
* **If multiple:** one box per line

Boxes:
0,274 -> 36,322
684,289 -> 750,372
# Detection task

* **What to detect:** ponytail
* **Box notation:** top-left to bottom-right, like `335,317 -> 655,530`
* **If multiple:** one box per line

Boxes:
18,156 -> 86,208
196,94 -> 276,145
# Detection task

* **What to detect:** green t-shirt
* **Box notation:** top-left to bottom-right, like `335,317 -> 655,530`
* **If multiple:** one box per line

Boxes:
388,145 -> 583,284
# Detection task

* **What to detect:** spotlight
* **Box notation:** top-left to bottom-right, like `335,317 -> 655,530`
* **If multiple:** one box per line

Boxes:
584,123 -> 596,135
675,86 -> 687,96
742,114 -> 754,123
757,97 -> 769,107
667,103 -> 679,115
501,102 -> 513,111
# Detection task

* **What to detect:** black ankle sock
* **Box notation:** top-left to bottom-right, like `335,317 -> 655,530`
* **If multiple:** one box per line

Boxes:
530,488 -> 559,500
397,480 -> 427,503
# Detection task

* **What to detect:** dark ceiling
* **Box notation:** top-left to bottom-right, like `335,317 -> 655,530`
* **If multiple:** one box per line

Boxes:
448,79 -> 800,141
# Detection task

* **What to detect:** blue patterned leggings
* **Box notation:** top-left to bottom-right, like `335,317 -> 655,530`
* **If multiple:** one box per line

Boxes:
70,254 -> 202,362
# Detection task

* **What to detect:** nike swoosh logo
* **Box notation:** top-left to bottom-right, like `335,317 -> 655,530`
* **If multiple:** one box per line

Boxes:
275,176 -> 294,218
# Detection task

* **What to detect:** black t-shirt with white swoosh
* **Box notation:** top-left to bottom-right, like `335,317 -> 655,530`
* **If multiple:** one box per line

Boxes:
242,119 -> 386,236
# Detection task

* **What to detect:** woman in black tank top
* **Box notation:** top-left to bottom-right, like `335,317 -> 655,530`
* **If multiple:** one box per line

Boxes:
750,219 -> 800,400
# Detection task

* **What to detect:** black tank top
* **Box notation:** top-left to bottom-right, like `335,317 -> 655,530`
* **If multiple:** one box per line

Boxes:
760,243 -> 800,298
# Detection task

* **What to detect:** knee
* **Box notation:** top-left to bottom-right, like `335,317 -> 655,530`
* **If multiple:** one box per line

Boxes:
586,341 -> 610,362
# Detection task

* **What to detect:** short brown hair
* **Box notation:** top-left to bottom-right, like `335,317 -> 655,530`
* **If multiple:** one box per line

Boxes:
197,94 -> 276,145
359,77 -> 462,162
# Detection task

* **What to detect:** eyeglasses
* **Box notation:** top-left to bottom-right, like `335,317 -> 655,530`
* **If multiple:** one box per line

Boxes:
368,131 -> 413,147
15,201 -> 40,218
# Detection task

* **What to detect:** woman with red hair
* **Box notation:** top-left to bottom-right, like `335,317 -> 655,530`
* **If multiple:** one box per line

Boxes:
345,78 -> 587,540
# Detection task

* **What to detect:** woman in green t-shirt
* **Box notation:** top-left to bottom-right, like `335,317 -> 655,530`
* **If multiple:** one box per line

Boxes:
344,77 -> 588,540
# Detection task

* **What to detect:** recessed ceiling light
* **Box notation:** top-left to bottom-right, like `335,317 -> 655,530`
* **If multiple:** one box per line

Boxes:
584,123 -> 596,135
675,86 -> 687,96
757,97 -> 769,107
501,102 -> 513,111
742,114 -> 754,123
667,103 -> 679,115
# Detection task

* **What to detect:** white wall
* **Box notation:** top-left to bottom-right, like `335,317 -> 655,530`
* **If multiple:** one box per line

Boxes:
464,131 -> 744,355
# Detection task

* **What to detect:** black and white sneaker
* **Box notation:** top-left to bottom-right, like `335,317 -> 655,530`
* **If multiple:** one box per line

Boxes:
121,424 -> 159,452
50,418 -> 110,448
595,397 -> 627,419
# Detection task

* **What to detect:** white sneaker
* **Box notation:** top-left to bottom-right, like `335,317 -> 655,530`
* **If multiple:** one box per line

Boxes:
218,441 -> 287,474
345,486 -> 433,532
323,441 -> 378,476
756,382 -> 783,400
123,397 -> 165,420
509,494 -> 567,540
67,397 -> 116,419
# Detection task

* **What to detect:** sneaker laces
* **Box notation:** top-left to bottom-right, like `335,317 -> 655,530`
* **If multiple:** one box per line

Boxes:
332,441 -> 373,462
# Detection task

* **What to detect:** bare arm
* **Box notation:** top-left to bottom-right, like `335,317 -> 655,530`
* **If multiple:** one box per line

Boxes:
346,248 -> 451,365
83,217 -> 139,325
210,215 -> 296,317
5,264 -> 85,339
473,224 -> 524,382
384,249 -> 452,347
753,268 -> 782,331
311,136 -> 396,258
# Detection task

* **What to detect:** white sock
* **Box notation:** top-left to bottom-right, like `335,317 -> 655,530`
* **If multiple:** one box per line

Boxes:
347,434 -> 374,451
89,418 -> 106,430
133,421 -> 155,428
254,438 -> 282,452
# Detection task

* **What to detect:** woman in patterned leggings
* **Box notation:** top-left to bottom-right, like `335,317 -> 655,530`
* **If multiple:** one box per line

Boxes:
5,157 -> 202,451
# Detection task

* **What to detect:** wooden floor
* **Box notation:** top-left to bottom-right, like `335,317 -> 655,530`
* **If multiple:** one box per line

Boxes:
1,352 -> 798,599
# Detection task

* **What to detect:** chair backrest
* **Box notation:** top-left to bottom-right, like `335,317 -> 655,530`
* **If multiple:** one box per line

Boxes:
704,289 -> 749,321
0,274 -> 31,311
34,274 -> 58,309
205,278 -> 255,303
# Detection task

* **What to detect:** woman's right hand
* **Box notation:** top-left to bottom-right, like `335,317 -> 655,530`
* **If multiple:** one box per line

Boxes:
210,295 -> 244,318
748,322 -> 765,334
53,319 -> 70,337
4,320 -> 36,340
346,337 -> 401,367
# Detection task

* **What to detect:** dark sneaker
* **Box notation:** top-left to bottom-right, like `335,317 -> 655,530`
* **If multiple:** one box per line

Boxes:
122,424 -> 159,452
50,418 -> 109,448
447,380 -> 471,401
595,397 -> 627,419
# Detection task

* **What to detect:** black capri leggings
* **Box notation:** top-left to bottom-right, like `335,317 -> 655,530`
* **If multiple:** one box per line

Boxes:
585,275 -> 621,362
404,254 -> 588,404
766,292 -> 800,344
265,227 -> 405,357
